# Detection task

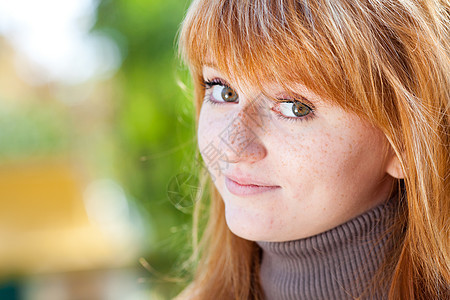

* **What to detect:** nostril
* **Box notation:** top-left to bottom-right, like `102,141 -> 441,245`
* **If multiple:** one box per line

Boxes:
245,145 -> 267,162
218,141 -> 267,164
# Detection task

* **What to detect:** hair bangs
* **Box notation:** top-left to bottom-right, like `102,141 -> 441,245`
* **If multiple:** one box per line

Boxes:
178,0 -> 368,110
177,1 -> 450,299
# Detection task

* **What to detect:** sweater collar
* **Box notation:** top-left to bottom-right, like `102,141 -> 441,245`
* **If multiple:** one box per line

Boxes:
256,198 -> 398,300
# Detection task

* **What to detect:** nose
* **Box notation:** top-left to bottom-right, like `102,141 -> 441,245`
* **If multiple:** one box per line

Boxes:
217,102 -> 267,164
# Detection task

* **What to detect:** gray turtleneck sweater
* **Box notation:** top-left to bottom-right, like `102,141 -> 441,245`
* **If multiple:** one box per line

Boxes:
256,199 -> 398,300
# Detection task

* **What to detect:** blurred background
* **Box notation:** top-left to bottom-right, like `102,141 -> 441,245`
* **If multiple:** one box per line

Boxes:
0,0 -> 197,299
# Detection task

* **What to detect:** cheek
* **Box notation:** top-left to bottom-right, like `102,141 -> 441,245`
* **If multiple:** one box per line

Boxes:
272,135 -> 324,195
279,131 -> 344,172
277,129 -> 374,192
197,106 -> 217,152
197,106 -> 232,177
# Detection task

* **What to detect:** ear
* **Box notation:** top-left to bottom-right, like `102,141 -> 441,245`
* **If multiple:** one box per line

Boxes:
385,150 -> 404,179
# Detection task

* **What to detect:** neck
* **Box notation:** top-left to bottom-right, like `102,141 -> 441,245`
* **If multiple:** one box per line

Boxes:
256,197 -> 399,299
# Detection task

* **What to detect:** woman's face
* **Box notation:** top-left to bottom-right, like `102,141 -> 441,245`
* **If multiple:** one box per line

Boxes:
198,65 -> 398,242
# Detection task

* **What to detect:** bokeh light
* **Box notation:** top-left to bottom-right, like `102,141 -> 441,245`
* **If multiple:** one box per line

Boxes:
0,0 -> 194,299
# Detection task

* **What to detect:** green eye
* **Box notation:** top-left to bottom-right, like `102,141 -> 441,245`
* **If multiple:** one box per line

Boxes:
221,86 -> 238,102
276,100 -> 312,119
211,85 -> 238,103
292,101 -> 311,117
203,79 -> 239,104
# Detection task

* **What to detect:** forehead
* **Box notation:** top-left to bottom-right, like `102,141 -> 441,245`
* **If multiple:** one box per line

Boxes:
180,0 -> 390,118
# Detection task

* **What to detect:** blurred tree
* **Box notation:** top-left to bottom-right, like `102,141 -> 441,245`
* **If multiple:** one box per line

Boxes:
94,0 -> 197,298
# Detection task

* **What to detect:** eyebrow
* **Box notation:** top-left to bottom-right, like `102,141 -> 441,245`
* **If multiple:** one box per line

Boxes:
274,92 -> 309,101
202,61 -> 218,69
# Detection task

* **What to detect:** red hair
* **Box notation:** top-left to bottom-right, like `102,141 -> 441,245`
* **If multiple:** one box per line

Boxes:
178,0 -> 450,298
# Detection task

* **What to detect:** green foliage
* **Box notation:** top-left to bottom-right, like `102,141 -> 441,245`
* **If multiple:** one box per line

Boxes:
94,0 -> 197,297
0,103 -> 71,161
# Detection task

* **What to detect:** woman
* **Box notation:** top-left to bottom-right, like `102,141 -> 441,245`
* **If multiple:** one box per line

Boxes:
177,0 -> 449,299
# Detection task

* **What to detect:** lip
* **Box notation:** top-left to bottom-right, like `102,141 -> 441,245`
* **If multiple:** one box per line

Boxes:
225,176 -> 280,196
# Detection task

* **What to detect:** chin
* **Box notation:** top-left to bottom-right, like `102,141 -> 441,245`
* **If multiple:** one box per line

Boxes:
224,206 -> 278,241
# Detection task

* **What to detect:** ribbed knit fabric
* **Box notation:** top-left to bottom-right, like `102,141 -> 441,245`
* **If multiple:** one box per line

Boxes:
256,199 -> 398,300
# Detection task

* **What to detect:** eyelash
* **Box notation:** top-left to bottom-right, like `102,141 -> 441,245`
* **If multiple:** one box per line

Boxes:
202,78 -> 231,104
272,104 -> 315,123
202,78 -> 315,123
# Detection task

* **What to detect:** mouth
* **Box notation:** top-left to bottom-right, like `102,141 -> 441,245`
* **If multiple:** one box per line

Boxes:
225,176 -> 280,196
